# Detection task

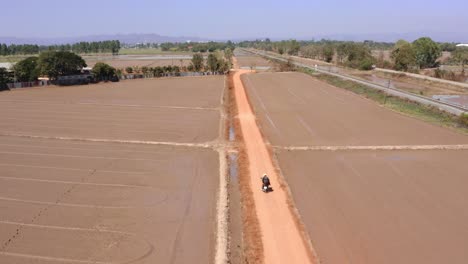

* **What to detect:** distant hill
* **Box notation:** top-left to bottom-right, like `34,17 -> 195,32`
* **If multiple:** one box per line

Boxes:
0,34 -> 211,45
1,32 -> 466,45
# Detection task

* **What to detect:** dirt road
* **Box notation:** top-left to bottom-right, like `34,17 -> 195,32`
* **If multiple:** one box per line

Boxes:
232,69 -> 315,264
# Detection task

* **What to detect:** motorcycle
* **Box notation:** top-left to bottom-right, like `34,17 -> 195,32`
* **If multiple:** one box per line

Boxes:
261,177 -> 271,193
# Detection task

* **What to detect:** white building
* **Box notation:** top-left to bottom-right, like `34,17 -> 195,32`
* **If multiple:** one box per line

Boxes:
0,62 -> 14,70
456,44 -> 468,47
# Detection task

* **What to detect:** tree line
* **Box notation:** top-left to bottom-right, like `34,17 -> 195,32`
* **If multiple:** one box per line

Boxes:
0,40 -> 121,56
122,48 -> 233,76
241,37 -> 468,73
1,47 -> 234,89
159,41 -> 235,52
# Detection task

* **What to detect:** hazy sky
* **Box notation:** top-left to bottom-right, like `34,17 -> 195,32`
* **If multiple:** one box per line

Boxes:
2,0 -> 468,39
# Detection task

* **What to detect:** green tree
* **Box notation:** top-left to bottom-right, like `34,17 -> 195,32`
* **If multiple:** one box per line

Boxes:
192,53 -> 204,71
0,67 -> 13,90
173,65 -> 181,76
412,37 -> 442,69
321,43 -> 334,63
278,47 -> 284,55
13,56 -> 39,82
391,40 -> 416,71
92,62 -> 116,80
336,42 -> 349,63
36,51 -> 86,80
141,66 -> 149,75
125,66 -> 133,74
452,47 -> 468,73
287,40 -> 300,55
152,66 -> 163,77
206,53 -> 219,72
224,48 -> 234,65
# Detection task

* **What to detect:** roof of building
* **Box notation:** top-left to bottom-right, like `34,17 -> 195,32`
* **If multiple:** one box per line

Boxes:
0,62 -> 14,69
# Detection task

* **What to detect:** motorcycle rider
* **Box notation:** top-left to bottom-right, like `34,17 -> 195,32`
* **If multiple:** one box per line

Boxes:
261,173 -> 270,191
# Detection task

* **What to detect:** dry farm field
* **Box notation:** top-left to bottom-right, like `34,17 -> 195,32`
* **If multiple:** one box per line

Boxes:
242,71 -> 468,264
0,76 -> 226,264
233,50 -> 272,69
85,55 -> 192,70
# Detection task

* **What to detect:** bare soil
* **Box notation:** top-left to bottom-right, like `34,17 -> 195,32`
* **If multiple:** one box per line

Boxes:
0,76 -> 224,263
242,72 -> 468,147
0,136 -> 219,264
278,149 -> 468,264
0,77 -> 223,143
234,56 -> 272,68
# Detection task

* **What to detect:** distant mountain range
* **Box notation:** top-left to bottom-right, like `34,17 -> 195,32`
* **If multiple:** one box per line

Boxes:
0,32 -> 466,45
0,34 -> 210,45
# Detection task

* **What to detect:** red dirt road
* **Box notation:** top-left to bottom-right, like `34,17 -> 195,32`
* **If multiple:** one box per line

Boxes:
232,69 -> 315,264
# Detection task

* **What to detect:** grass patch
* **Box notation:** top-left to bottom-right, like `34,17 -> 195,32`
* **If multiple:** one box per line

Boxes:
299,67 -> 468,134
0,55 -> 28,63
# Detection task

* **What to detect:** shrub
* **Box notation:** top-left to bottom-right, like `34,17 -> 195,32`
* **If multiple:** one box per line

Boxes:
359,58 -> 374,70
92,62 -> 117,81
433,69 -> 465,82
458,113 -> 468,128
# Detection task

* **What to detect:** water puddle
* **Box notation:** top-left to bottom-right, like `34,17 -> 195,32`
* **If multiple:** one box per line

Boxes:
228,120 -> 238,181
229,121 -> 235,142
229,153 -> 238,181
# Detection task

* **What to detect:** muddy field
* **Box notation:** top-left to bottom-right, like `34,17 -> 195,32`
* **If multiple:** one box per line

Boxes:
0,76 -> 224,263
242,71 -> 468,264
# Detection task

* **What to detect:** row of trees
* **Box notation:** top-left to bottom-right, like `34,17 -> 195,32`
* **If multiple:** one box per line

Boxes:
239,39 -> 394,54
10,52 -> 120,83
300,42 -> 375,70
49,40 -> 121,54
188,50 -> 231,73
241,37 -> 467,72
0,44 -> 40,56
124,65 -> 181,77
392,37 -> 444,71
121,49 -> 232,75
0,40 -> 121,56
159,41 -> 235,52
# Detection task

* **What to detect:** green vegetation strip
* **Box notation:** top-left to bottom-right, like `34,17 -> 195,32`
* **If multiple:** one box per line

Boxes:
299,68 -> 468,134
